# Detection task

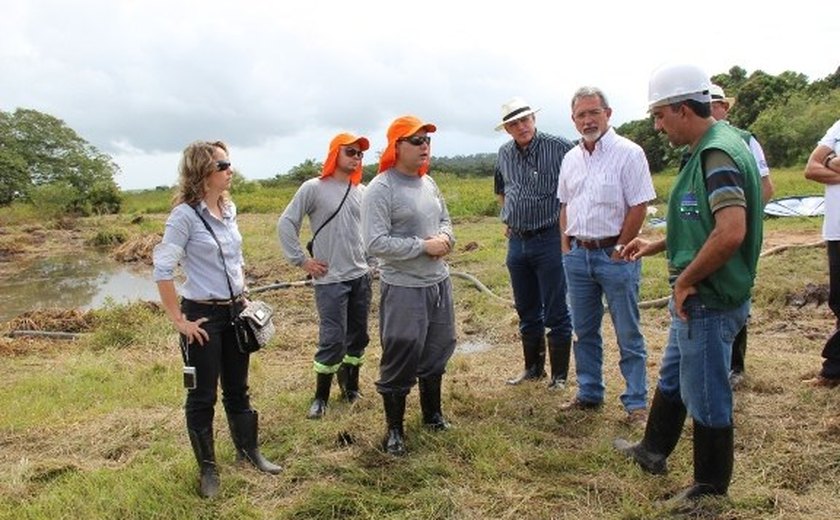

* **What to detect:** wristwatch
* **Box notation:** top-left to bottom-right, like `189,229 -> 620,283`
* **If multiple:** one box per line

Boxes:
614,244 -> 625,254
825,152 -> 837,168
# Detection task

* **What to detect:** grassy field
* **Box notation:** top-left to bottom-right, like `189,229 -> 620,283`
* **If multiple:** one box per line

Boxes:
0,167 -> 838,519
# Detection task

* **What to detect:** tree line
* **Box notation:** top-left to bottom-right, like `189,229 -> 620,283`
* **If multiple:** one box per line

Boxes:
2,65 -> 838,213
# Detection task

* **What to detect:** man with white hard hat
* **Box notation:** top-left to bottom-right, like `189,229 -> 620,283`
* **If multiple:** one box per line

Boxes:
613,63 -> 763,505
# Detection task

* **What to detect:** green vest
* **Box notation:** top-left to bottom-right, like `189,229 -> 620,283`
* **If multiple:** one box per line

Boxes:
666,121 -> 763,309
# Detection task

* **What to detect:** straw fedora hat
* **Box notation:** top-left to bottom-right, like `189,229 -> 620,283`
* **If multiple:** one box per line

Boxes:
495,97 -> 540,131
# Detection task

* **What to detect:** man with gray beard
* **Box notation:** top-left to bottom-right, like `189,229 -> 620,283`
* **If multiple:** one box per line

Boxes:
557,87 -> 655,424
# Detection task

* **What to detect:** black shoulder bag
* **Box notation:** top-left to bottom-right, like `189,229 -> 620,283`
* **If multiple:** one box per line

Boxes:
306,181 -> 352,256
193,206 -> 276,353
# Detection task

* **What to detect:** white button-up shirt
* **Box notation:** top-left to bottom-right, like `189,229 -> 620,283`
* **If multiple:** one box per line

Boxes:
557,127 -> 656,239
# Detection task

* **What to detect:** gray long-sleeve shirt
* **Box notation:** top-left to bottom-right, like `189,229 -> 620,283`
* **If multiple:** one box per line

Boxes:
277,176 -> 368,285
361,169 -> 454,287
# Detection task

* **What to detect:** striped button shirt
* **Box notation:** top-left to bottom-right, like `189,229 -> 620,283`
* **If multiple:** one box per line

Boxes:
494,130 -> 573,232
557,127 -> 655,239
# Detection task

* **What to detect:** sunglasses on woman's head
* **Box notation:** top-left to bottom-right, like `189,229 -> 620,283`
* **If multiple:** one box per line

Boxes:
216,160 -> 231,171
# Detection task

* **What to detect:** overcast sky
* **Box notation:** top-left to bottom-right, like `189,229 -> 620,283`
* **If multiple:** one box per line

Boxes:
1,0 -> 835,190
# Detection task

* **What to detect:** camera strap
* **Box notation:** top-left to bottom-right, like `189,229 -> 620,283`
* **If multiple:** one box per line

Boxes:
179,335 -> 191,366
307,181 -> 351,256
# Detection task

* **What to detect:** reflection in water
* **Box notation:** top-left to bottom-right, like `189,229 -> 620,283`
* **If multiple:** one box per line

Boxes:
0,254 -> 160,323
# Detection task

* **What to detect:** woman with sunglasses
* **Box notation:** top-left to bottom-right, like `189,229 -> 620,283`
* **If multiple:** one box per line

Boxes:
153,140 -> 281,498
278,133 -> 373,419
361,115 -> 457,456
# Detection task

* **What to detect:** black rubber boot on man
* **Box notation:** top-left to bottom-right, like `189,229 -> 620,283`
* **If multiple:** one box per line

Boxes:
337,363 -> 362,403
419,374 -> 451,431
507,333 -> 547,385
307,372 -> 333,419
381,393 -> 407,456
613,387 -> 687,475
667,421 -> 734,508
547,336 -> 572,389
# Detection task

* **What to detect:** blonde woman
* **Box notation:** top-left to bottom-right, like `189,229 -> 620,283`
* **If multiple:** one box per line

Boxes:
153,140 -> 280,498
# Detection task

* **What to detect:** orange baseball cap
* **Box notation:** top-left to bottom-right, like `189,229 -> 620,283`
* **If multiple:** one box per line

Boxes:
378,115 -> 436,175
321,132 -> 369,185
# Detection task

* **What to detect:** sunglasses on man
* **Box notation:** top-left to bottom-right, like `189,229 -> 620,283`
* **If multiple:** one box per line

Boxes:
343,148 -> 364,159
398,135 -> 432,146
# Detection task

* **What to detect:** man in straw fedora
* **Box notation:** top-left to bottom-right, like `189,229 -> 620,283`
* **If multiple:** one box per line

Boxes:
493,97 -> 574,390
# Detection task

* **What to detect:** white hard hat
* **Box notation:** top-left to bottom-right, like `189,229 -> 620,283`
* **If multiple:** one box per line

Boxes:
648,63 -> 712,108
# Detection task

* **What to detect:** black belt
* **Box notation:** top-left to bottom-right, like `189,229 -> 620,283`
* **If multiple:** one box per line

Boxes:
185,295 -> 244,306
572,236 -> 620,250
510,225 -> 555,239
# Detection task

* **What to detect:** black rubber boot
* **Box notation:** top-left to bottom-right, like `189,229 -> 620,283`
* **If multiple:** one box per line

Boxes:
226,410 -> 282,474
669,421 -> 734,504
418,375 -> 451,431
187,427 -> 220,498
613,387 -> 687,474
381,393 -> 407,456
547,336 -> 572,389
506,333 -> 547,385
307,372 -> 333,419
336,364 -> 362,403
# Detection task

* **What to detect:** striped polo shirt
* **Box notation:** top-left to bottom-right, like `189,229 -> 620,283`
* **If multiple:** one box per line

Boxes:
494,130 -> 573,232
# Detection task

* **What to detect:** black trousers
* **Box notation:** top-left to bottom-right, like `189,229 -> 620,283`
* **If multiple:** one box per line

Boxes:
822,241 -> 840,379
181,299 -> 252,430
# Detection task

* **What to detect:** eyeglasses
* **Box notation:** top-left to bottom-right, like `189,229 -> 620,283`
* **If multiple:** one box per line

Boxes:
343,148 -> 364,159
399,135 -> 432,146
216,160 -> 232,171
572,108 -> 606,121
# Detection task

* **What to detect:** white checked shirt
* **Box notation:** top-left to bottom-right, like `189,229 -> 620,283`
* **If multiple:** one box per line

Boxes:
557,127 -> 655,239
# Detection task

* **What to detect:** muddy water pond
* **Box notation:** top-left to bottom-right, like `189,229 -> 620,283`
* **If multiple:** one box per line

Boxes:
0,253 -> 159,323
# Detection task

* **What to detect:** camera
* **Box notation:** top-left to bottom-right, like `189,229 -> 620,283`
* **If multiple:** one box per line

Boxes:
183,366 -> 197,389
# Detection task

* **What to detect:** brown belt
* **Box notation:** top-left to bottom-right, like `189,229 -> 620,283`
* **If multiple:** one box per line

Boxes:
572,236 -> 620,250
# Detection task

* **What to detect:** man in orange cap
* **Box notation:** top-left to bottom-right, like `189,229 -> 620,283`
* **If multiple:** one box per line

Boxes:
278,132 -> 373,419
361,115 -> 456,456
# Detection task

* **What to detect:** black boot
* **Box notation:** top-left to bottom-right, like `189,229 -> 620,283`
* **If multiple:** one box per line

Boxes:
381,393 -> 407,456
506,333 -> 547,385
187,427 -> 220,498
307,372 -> 333,419
547,336 -> 572,389
613,387 -> 687,474
227,410 -> 282,474
418,375 -> 451,431
336,364 -> 362,403
669,421 -> 734,503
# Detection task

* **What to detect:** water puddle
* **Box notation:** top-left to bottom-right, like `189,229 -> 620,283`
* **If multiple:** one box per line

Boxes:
455,340 -> 494,355
0,253 -> 158,322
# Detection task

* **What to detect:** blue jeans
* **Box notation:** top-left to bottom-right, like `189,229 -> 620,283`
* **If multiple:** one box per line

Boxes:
506,226 -> 572,341
657,296 -> 749,428
563,245 -> 647,411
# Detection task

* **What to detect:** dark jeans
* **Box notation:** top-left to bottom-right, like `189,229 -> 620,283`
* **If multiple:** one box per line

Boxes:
181,299 -> 251,430
506,226 -> 572,342
822,241 -> 840,379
